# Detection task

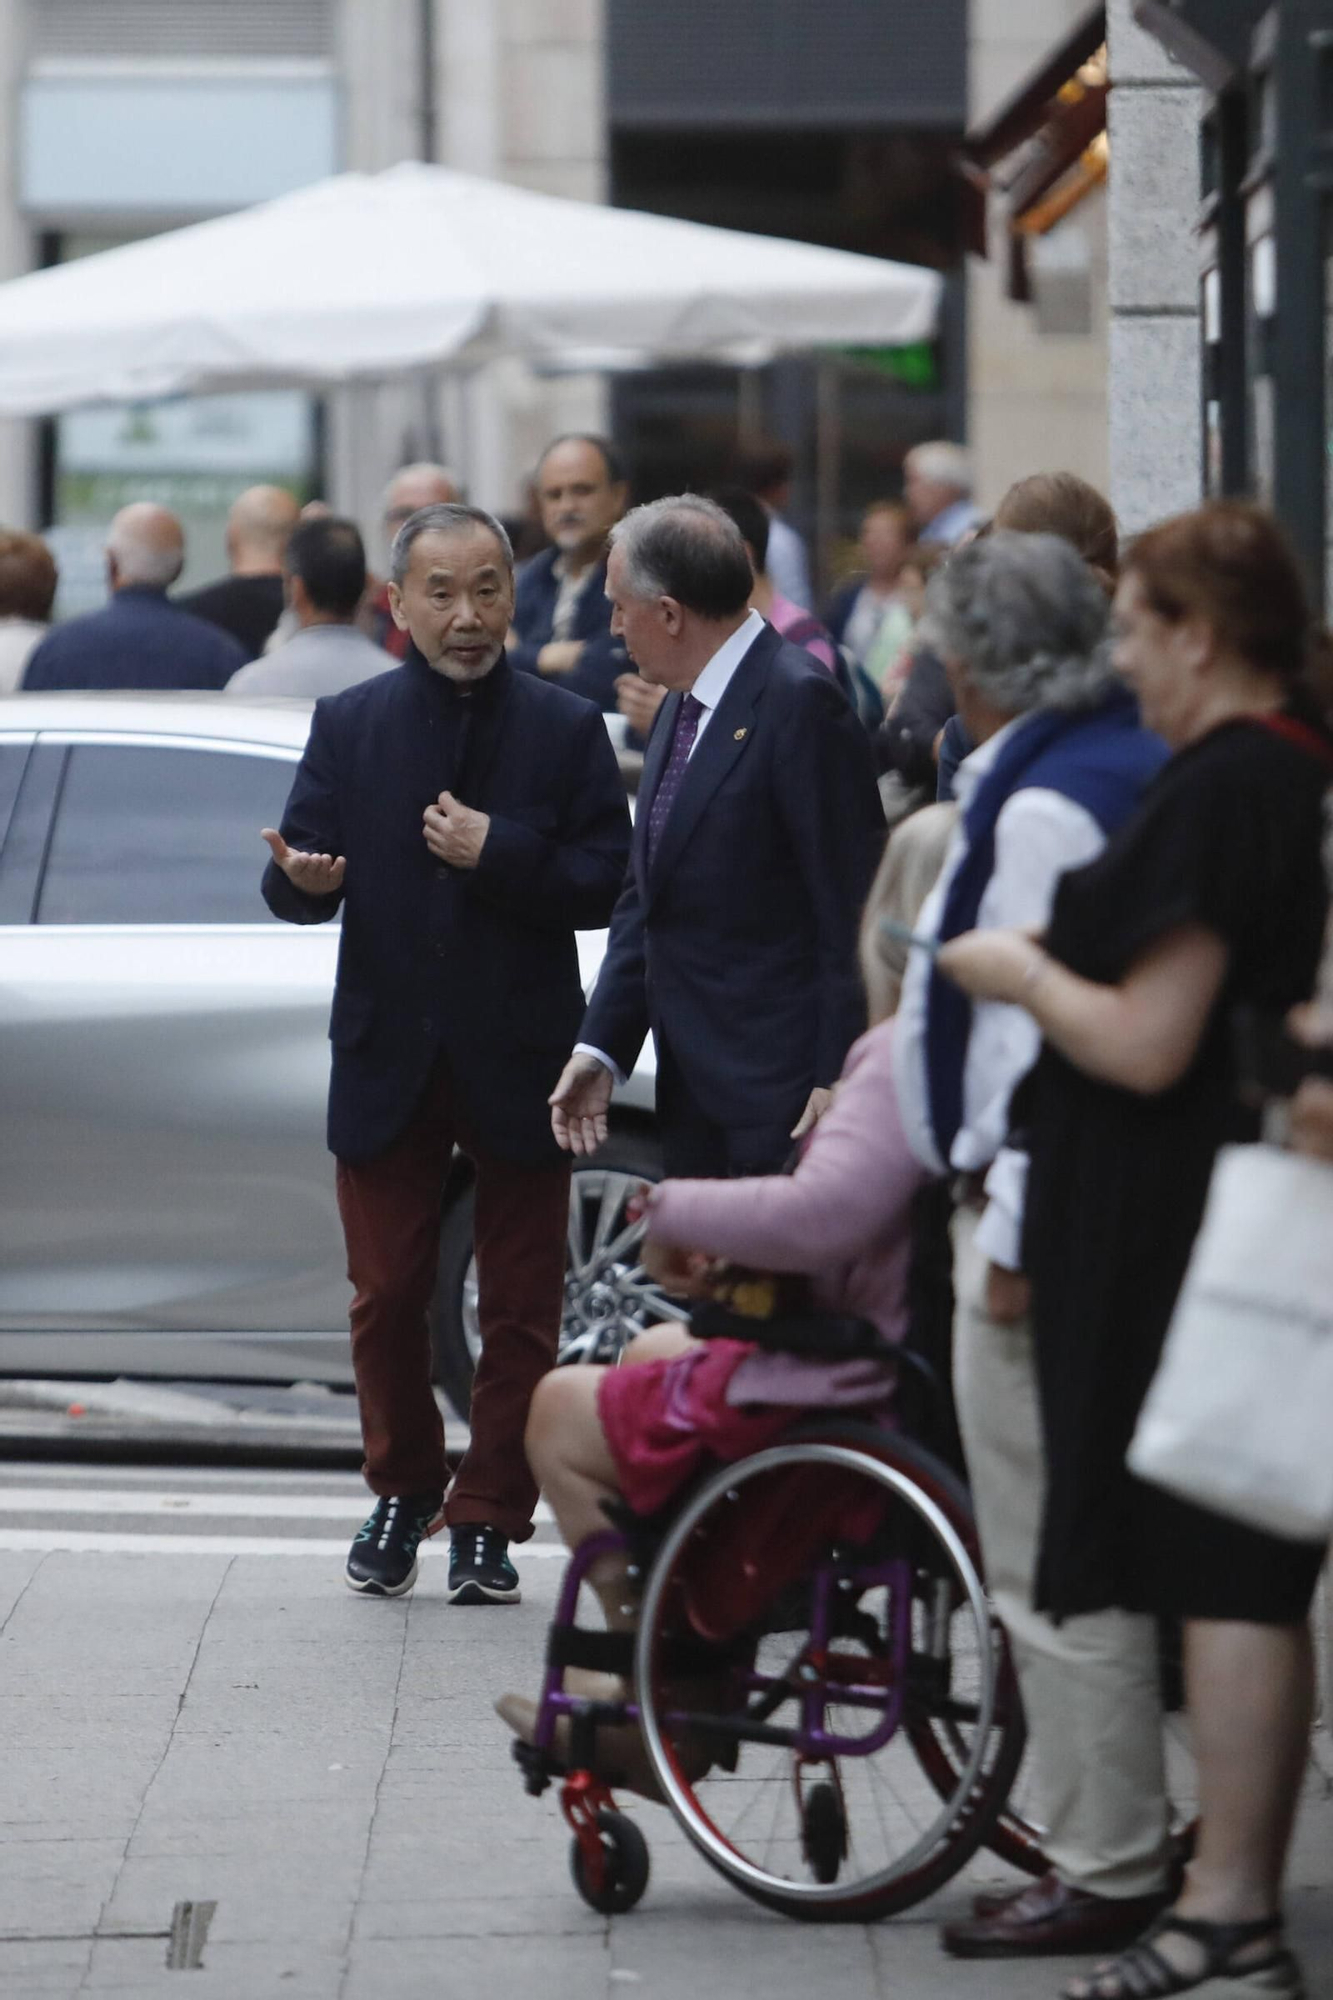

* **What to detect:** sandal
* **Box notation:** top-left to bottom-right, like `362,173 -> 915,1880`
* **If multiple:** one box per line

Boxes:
1062,1913 -> 1305,2000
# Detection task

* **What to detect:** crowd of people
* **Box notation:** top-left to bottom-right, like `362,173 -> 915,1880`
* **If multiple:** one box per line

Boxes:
3,430 -> 1330,1996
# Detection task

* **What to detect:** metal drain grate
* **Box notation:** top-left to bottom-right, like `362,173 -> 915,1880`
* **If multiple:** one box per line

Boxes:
165,1901 -> 216,1971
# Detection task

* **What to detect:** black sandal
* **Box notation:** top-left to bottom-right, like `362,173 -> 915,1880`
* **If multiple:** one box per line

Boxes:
1062,1913 -> 1303,2000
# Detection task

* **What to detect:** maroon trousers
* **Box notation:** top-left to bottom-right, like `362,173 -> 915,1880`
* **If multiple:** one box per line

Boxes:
335,1057 -> 571,1542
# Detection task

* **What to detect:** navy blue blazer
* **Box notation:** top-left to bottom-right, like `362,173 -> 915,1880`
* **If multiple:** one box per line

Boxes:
22,586 -> 248,691
262,648 -> 631,1167
510,548 -> 628,711
581,622 -> 885,1146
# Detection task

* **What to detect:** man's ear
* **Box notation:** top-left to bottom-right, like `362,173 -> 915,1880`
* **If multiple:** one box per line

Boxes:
659,594 -> 685,638
387,580 -> 410,633
287,573 -> 309,618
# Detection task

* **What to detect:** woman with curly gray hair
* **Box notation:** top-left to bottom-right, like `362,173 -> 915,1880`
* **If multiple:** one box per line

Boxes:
892,524 -> 1176,1965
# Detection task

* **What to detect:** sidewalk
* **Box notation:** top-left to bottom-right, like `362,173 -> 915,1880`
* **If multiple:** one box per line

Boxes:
2,1545 -> 1330,2000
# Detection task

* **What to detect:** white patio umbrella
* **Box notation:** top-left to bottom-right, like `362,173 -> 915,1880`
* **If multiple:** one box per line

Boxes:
0,162 -> 941,414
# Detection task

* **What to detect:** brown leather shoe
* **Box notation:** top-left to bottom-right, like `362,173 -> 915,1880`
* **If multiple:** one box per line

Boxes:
970,1825 -> 1195,1923
941,1871 -> 1171,1958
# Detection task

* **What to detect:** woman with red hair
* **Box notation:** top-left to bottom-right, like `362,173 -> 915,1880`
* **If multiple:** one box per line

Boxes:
940,502 -> 1330,2000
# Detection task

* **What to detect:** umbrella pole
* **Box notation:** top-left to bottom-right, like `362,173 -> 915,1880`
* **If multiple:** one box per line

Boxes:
814,353 -> 841,603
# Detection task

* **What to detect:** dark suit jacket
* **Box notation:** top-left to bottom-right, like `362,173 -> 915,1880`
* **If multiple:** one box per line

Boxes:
262,648 -> 631,1166
510,548 -> 628,711
22,586 -> 247,692
581,622 -> 884,1150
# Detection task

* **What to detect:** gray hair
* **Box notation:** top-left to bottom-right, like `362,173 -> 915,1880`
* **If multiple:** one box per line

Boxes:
106,507 -> 184,590
921,529 -> 1114,715
389,503 -> 513,587
905,440 -> 972,496
609,495 -> 752,619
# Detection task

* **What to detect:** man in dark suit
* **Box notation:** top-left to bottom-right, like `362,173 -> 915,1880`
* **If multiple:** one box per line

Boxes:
509,435 -> 630,711
550,495 -> 883,1179
23,503 -> 246,692
262,503 -> 630,1603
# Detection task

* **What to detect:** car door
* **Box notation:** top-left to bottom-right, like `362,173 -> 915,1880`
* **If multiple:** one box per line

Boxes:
0,729 -> 348,1365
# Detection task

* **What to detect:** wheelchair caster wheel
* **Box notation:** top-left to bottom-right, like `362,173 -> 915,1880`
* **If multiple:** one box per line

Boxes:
570,1807 -> 650,1914
802,1780 -> 848,1885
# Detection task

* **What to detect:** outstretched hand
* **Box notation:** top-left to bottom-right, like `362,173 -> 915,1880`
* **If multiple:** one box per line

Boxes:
261,828 -> 345,896
549,1052 -> 614,1156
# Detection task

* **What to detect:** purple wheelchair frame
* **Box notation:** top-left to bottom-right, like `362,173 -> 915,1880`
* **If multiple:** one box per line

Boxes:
533,1526 -> 915,1765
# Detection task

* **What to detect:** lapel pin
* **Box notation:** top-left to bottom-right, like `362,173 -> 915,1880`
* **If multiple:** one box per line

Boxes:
734,727 -> 748,741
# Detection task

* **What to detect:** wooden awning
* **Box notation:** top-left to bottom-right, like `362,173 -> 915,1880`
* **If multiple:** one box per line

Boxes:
961,3 -> 1108,302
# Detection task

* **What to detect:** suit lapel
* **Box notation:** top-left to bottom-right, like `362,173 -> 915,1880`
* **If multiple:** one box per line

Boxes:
645,631 -> 772,892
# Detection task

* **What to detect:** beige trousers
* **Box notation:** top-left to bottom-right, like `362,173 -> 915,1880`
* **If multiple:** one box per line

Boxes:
951,1205 -> 1172,1898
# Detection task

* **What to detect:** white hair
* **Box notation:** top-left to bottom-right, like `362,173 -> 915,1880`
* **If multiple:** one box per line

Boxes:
906,441 -> 972,497
106,516 -> 184,589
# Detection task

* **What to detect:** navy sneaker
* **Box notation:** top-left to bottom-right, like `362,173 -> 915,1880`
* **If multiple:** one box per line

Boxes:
447,1524 -> 520,1605
345,1492 -> 445,1597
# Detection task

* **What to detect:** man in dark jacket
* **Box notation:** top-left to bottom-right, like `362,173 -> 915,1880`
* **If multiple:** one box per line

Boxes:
550,495 -> 883,1179
262,503 -> 630,1604
23,503 -> 246,691
509,434 -> 629,710
177,484 -> 299,658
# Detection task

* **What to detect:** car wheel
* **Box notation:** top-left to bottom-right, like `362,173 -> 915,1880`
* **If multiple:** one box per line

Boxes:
430,1130 -> 672,1423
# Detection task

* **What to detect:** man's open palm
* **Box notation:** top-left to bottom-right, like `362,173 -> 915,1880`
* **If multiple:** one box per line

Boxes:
549,1053 -> 613,1156
261,828 -> 346,895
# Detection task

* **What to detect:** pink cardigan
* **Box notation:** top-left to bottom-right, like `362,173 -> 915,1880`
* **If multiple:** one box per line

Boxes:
646,1020 -> 921,1354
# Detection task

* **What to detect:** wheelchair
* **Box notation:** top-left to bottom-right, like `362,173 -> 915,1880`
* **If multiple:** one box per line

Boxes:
511,1388 -> 1037,1921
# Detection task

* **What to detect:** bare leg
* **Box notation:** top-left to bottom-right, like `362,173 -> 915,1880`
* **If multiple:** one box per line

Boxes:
1067,1617 -> 1314,1997
618,1319 -> 698,1367
525,1367 -> 637,1628
1175,1617 -> 1314,1922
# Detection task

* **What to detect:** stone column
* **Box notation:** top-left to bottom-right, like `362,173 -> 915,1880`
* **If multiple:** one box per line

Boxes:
1106,0 -> 1202,534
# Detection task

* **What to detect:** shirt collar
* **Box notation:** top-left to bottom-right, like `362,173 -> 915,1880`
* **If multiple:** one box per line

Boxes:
689,607 -> 765,713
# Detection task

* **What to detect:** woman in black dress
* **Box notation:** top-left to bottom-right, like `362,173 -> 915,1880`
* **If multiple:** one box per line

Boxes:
939,502 -> 1330,2000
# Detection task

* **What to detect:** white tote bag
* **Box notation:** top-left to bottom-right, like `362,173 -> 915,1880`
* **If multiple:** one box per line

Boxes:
1128,1142 -> 1333,1543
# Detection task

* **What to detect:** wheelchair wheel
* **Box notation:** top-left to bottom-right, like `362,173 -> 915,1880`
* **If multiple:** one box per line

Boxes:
632,1428 -> 1025,1922
569,1808 -> 650,1915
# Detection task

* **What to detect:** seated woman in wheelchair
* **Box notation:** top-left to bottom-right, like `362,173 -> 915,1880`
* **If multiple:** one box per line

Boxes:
496,813 -> 956,1785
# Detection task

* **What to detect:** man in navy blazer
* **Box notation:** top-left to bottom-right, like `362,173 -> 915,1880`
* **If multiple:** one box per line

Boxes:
550,495 -> 884,1179
262,502 -> 630,1604
23,503 -> 246,692
508,435 -> 630,710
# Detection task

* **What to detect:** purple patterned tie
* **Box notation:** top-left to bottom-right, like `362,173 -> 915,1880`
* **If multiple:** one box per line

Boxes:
647,692 -> 704,863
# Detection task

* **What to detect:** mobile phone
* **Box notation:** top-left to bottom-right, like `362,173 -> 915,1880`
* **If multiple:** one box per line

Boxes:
878,916 -> 940,957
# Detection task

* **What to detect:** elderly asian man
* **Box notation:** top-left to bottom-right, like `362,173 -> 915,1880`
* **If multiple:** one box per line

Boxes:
262,503 -> 630,1605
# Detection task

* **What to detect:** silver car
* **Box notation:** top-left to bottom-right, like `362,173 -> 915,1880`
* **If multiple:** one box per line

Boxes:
0,692 -> 667,1417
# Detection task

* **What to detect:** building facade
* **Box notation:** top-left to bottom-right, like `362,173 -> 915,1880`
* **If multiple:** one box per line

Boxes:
0,0 -> 1119,599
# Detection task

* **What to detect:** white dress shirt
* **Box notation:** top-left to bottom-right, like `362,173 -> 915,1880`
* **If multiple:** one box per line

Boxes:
891,719 -> 1107,1268
576,610 -> 767,1082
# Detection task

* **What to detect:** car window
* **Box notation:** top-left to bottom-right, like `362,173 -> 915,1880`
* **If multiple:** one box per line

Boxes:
37,744 -> 298,925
